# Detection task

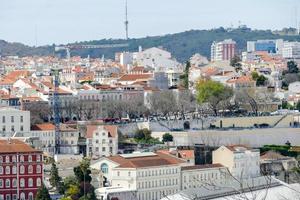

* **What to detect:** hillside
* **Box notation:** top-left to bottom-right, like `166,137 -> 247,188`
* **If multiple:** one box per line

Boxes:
1,28 -> 300,62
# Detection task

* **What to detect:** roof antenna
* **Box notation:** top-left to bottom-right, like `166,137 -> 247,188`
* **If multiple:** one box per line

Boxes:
125,0 -> 129,40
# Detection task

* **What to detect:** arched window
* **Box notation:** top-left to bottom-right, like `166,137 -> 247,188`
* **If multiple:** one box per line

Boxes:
12,179 -> 17,188
0,166 -> 3,174
5,156 -> 9,163
20,165 -> 25,174
28,178 -> 33,187
12,166 -> 16,174
20,192 -> 25,200
19,155 -> 24,162
100,163 -> 108,174
28,155 -> 32,162
0,156 -> 2,163
5,179 -> 10,188
12,156 -> 16,162
28,165 -> 33,174
28,193 -> 34,200
36,165 -> 41,174
36,178 -> 41,187
5,166 -> 10,175
36,155 -> 41,162
20,178 -> 25,188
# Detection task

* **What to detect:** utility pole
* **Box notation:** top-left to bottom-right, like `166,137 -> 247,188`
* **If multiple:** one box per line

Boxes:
125,0 -> 129,40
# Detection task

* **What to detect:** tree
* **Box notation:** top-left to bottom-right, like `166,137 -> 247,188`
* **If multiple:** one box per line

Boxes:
287,60 -> 299,74
180,61 -> 191,89
230,55 -> 242,72
134,128 -> 152,141
296,101 -> 300,111
162,133 -> 173,142
72,158 -> 96,200
251,71 -> 259,81
196,79 -> 233,115
256,75 -> 267,86
35,184 -> 51,200
49,162 -> 63,193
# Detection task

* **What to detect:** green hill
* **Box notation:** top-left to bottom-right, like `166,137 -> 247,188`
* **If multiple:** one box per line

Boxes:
1,28 -> 300,62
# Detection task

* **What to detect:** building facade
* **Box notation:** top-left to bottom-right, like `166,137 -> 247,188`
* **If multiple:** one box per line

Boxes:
213,145 -> 260,179
211,39 -> 236,61
0,139 -> 43,200
0,107 -> 30,137
86,125 -> 118,158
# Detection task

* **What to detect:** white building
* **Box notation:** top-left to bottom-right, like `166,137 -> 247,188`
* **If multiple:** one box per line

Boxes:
59,124 -> 80,154
29,123 -> 55,154
91,152 -> 187,200
134,47 -> 183,73
288,81 -> 300,94
282,41 -> 300,60
86,125 -> 118,158
213,145 -> 260,179
0,107 -> 30,136
181,164 -> 228,190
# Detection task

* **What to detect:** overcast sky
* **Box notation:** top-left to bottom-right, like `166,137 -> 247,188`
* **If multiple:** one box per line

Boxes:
0,0 -> 299,46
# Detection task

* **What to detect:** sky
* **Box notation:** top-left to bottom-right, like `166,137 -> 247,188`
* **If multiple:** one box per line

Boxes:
0,0 -> 300,46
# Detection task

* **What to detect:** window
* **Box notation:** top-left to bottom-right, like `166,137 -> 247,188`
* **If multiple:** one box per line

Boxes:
20,125 -> 23,131
20,165 -> 25,174
12,195 -> 17,200
102,147 -> 106,152
36,165 -> 41,173
36,178 -> 41,187
0,167 -> 2,174
5,195 -> 10,200
28,178 -> 33,187
2,126 -> 5,132
2,116 -> 5,123
100,163 -> 108,174
28,165 -> 33,174
20,193 -> 25,200
11,125 -> 14,132
5,166 -> 10,175
20,179 -> 25,187
96,140 -> 99,144
5,156 -> 9,163
117,171 -> 120,176
102,132 -> 105,136
5,179 -> 10,188
12,179 -> 17,188
102,139 -> 106,144
0,156 -> 2,163
20,155 -> 24,162
20,116 -> 23,123
28,155 -> 32,162
28,193 -> 33,200
0,179 -> 3,188
36,155 -> 41,162
12,156 -> 16,162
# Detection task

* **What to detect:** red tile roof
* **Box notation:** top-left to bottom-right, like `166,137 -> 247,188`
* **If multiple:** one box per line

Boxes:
181,164 -> 224,171
119,74 -> 153,82
31,123 -> 55,131
86,125 -> 118,138
107,152 -> 185,168
0,139 -> 41,153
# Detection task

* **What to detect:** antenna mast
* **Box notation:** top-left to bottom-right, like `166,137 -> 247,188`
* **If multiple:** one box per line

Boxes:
125,0 -> 129,40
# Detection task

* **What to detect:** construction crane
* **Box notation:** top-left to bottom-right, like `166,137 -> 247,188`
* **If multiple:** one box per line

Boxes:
54,43 -> 129,60
125,0 -> 129,40
51,67 -> 62,157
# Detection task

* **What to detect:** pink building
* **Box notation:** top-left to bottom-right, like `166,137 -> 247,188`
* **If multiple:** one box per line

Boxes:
0,139 -> 43,200
211,39 -> 236,61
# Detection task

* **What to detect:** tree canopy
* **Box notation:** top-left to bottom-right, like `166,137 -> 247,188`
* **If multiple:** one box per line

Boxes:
35,184 -> 51,200
162,133 -> 173,142
196,79 -> 233,115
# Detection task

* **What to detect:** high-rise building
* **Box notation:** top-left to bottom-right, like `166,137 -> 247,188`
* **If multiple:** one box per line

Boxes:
247,39 -> 284,54
282,41 -> 300,60
0,139 -> 43,200
211,39 -> 236,61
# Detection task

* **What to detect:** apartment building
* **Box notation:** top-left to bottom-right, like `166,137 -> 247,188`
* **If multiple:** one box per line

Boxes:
213,145 -> 260,178
0,139 -> 43,200
91,152 -> 186,200
282,41 -> 300,60
0,107 -> 30,136
86,125 -> 118,157
211,39 -> 236,61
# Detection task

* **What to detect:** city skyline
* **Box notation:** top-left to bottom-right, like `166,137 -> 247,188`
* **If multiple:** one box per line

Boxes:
0,0 -> 300,46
